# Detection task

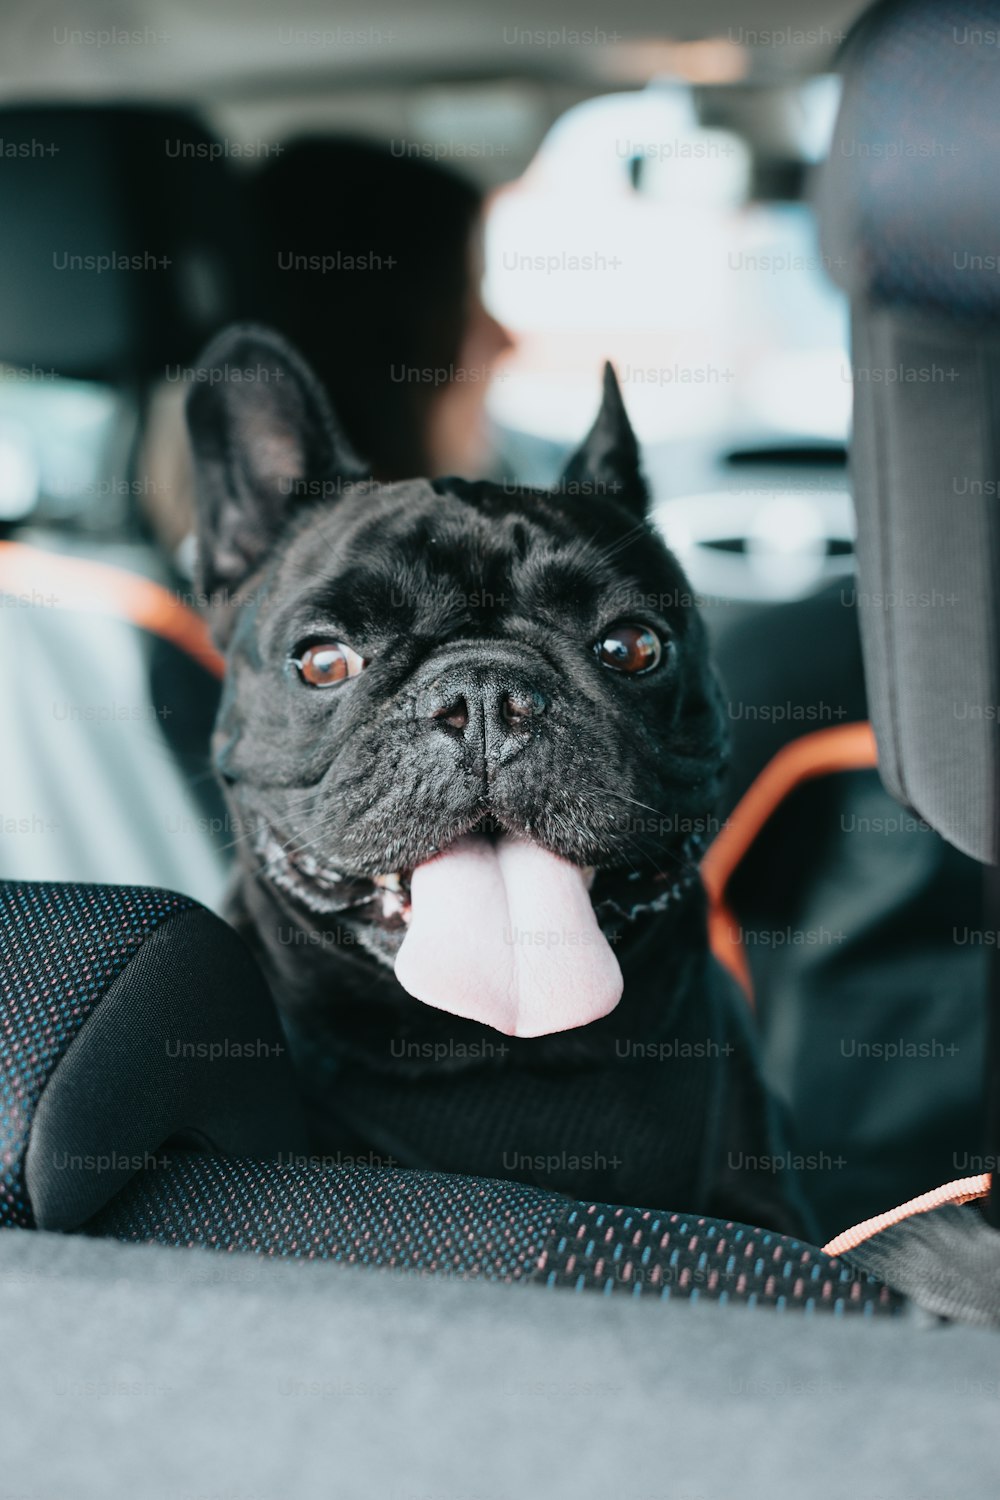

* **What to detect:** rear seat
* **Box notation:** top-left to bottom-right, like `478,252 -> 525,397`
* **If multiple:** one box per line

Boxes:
0,105 -> 256,903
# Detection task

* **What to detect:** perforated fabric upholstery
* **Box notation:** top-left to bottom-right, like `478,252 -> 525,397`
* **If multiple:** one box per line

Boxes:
0,878 -> 900,1310
0,882 -> 195,1227
90,1153 -> 900,1314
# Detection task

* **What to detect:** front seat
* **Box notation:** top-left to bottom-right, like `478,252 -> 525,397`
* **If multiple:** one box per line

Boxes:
1,877 -> 895,1305
817,0 -> 1000,1314
0,105 -> 257,904
819,0 -> 1000,865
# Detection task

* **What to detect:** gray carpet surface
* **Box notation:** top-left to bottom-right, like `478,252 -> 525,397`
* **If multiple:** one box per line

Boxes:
0,1228 -> 995,1499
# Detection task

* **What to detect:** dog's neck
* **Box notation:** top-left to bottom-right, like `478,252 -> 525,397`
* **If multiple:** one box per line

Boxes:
228,850 -> 712,1075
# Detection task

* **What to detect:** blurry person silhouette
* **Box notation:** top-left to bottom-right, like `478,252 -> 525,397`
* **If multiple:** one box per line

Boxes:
252,135 -> 513,481
140,134 -> 513,574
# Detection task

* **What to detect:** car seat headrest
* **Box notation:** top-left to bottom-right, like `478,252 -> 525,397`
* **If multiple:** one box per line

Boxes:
818,0 -> 1000,863
821,0 -> 1000,325
0,105 -> 255,382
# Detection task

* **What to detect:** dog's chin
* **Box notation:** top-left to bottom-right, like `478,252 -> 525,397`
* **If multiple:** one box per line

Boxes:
251,818 -> 706,973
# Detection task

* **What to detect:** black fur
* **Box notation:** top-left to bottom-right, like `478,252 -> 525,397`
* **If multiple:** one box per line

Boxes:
187,323 -> 807,1232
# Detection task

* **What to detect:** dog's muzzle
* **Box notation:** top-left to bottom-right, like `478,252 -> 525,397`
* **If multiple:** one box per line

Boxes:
414,642 -> 549,776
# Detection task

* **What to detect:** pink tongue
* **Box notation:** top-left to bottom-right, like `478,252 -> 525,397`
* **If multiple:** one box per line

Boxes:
394,835 -> 623,1037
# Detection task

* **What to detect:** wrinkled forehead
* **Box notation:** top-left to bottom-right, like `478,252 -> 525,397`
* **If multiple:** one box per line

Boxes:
271,478 -> 682,638
279,478 -> 444,577
281,479 -> 568,584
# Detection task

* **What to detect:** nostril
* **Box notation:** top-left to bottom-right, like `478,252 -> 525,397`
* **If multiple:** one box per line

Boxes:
502,690 -> 546,724
432,694 -> 469,732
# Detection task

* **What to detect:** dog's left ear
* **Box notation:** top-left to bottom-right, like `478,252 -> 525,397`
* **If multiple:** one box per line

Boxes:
558,362 -> 648,518
186,323 -> 367,616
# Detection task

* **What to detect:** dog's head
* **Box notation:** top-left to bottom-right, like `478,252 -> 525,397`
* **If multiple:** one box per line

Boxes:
187,325 -> 726,1038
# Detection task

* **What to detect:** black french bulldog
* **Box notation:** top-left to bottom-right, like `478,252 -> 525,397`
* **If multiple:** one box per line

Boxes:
186,323 -> 805,1234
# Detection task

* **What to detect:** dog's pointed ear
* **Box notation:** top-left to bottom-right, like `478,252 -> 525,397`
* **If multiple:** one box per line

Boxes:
186,323 -> 367,613
558,362 -> 647,518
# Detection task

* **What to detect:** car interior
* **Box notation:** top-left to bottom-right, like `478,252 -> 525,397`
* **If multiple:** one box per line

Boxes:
1,0 -> 998,1494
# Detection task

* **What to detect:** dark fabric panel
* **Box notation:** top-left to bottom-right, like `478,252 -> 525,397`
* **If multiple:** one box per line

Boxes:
709,583 -> 868,804
539,1200 -> 897,1313
712,587 -> 985,1238
848,307 -> 1000,862
847,309 -> 900,804
89,1151 -> 900,1315
90,1153 -> 558,1281
735,771 -> 985,1238
0,882 -> 195,1227
25,905 -> 307,1230
0,881 -> 307,1230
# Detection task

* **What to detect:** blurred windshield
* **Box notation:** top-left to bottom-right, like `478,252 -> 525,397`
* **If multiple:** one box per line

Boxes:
0,70 -> 854,600
483,77 -> 852,600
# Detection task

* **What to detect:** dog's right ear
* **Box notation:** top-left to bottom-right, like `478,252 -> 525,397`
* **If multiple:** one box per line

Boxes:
558,362 -> 647,518
185,323 -> 367,629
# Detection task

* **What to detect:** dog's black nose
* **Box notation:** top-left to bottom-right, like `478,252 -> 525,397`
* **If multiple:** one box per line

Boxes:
501,689 -> 546,723
433,693 -> 471,732
421,668 -> 547,771
431,688 -> 546,731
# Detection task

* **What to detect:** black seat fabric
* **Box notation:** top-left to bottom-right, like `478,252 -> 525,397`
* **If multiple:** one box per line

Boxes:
0,881 -> 306,1229
1,882 -> 193,1226
709,586 -> 986,1239
90,1152 -> 899,1315
0,876 -> 897,1312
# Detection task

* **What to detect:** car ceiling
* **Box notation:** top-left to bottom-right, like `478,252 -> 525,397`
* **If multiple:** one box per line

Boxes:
0,0 -> 871,102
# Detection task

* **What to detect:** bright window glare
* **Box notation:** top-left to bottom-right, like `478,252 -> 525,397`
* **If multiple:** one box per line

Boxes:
484,82 -> 850,452
655,488 -> 855,602
0,420 -> 39,520
0,373 -> 122,522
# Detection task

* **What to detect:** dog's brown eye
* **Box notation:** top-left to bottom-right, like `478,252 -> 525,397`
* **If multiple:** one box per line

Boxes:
294,641 -> 366,688
595,623 -> 663,675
